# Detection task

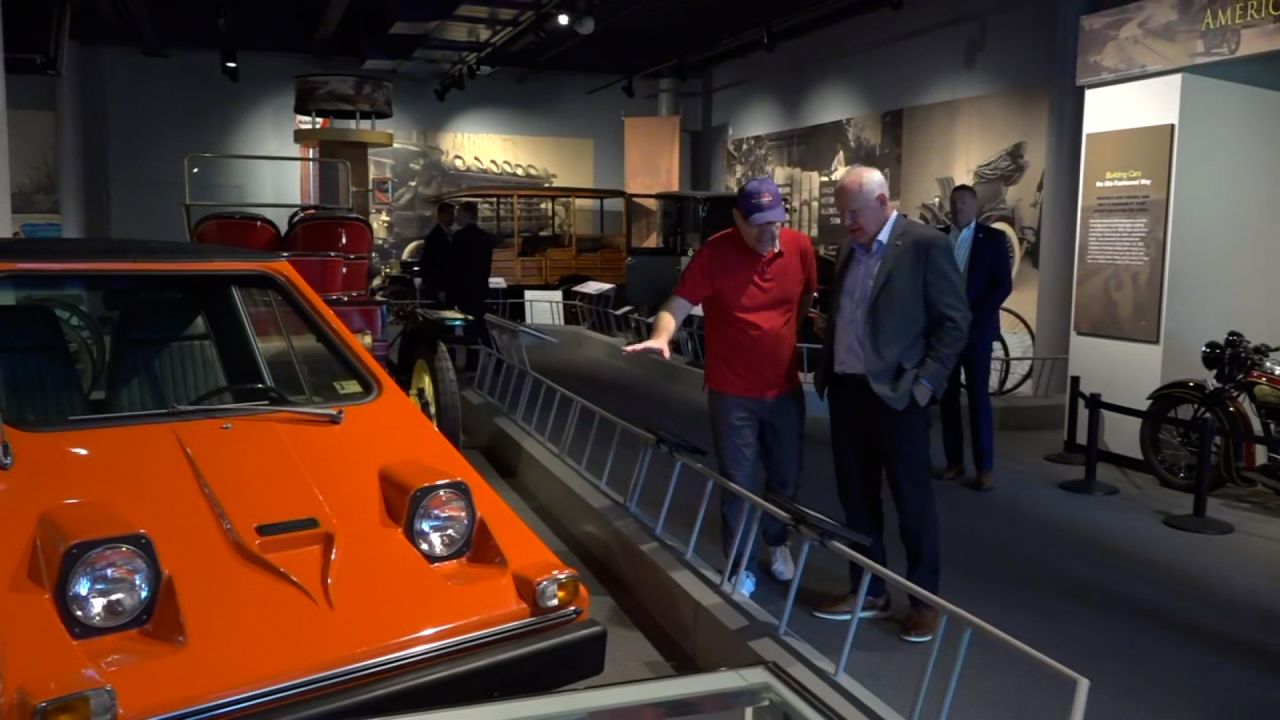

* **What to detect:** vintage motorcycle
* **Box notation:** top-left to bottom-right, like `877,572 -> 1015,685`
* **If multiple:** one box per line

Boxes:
1140,331 -> 1280,495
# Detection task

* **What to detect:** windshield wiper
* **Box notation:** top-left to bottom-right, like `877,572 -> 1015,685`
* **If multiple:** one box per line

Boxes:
168,402 -> 344,424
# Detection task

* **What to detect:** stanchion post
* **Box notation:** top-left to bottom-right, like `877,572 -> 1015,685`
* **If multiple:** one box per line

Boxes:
1058,392 -> 1119,496
1164,415 -> 1235,535
1046,375 -> 1086,466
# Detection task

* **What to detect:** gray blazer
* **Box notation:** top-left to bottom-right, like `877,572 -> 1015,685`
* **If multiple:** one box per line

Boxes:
815,215 -> 971,410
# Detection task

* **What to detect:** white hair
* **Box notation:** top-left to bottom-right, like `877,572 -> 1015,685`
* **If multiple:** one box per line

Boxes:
838,164 -> 889,201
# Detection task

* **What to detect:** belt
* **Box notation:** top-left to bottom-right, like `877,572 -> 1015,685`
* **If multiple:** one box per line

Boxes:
833,372 -> 869,383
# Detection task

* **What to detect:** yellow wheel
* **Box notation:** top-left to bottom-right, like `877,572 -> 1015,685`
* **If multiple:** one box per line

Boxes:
401,338 -> 462,447
410,358 -> 438,422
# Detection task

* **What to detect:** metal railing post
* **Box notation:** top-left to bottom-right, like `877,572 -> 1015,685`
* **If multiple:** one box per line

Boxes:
835,571 -> 874,677
600,424 -> 621,488
654,461 -> 684,536
685,477 -> 715,560
559,400 -> 581,452
938,626 -> 973,720
720,501 -> 752,590
627,446 -> 653,511
582,413 -> 601,469
516,372 -> 533,424
777,539 -> 812,636
544,392 -> 562,438
731,506 -> 763,596
909,615 -> 949,720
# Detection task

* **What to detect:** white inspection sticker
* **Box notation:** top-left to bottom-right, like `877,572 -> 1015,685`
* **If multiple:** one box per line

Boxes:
333,380 -> 363,395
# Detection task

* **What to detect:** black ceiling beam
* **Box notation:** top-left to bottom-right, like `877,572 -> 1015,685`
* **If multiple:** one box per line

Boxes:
313,0 -> 352,43
587,0 -> 883,94
446,15 -> 522,27
107,0 -> 167,57
419,38 -> 491,52
460,0 -> 542,11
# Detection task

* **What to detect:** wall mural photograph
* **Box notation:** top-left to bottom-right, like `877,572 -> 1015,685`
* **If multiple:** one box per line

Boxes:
369,129 -> 594,260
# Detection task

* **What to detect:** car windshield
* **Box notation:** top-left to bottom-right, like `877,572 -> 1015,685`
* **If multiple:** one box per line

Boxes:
0,272 -> 374,429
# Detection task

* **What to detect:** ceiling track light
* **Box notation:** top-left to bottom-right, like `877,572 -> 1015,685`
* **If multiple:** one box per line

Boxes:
434,85 -> 448,102
621,77 -> 635,99
556,11 -> 571,26
762,24 -> 776,53
466,63 -> 478,79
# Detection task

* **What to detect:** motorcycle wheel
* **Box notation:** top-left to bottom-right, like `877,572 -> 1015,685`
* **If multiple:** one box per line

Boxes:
1139,394 -> 1229,494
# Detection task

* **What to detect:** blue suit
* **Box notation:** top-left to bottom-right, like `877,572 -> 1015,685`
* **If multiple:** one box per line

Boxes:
941,223 -> 1012,474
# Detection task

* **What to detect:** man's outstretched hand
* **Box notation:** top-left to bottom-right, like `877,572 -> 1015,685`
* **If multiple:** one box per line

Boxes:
623,338 -> 672,360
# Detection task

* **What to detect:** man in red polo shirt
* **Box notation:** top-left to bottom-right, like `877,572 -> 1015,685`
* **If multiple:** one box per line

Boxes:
624,177 -> 817,596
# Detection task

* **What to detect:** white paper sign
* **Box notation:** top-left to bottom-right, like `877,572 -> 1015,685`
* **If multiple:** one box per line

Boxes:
523,290 -> 564,325
572,280 -> 616,295
488,277 -> 508,289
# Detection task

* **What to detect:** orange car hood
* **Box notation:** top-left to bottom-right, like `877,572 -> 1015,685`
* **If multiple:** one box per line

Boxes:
0,400 -> 573,717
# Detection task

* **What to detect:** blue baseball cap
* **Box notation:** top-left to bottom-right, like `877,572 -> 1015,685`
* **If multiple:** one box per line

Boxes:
736,177 -> 788,225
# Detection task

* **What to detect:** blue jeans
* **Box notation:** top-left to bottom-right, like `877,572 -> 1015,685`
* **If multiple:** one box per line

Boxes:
708,389 -> 805,570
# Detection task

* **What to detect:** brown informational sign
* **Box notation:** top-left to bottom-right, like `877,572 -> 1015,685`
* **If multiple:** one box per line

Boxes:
1074,125 -> 1175,344
1078,0 -> 1280,86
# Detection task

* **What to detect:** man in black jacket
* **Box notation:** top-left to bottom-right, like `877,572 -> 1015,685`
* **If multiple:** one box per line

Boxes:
936,184 -> 1013,493
447,201 -> 495,320
415,202 -> 454,303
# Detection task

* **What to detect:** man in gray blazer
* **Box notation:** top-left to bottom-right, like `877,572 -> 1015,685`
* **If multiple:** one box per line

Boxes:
811,166 -> 969,643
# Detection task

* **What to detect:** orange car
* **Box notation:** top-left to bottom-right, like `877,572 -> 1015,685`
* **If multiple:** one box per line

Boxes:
0,239 -> 604,719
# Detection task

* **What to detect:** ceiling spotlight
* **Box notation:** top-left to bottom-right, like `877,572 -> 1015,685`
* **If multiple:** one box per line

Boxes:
621,77 -> 635,99
762,24 -> 776,53
556,12 -> 571,26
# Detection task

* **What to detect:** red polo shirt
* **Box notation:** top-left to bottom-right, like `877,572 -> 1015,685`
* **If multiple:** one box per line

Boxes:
675,227 -> 817,399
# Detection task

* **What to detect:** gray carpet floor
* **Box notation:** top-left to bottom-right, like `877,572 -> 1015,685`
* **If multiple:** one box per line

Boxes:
507,344 -> 1280,720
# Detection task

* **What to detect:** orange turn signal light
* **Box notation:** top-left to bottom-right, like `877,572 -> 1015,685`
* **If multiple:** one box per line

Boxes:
34,688 -> 117,720
533,571 -> 581,609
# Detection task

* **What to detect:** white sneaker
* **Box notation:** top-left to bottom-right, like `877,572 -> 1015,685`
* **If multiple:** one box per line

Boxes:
730,570 -> 757,599
769,544 -> 796,582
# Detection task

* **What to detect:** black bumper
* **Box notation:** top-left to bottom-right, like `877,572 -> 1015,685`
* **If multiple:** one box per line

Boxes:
252,619 -> 607,719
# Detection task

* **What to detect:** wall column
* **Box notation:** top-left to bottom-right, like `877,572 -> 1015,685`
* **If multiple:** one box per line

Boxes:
1035,0 -> 1090,369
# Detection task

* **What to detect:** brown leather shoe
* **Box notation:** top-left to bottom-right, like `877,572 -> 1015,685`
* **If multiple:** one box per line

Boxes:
811,593 -> 891,621
900,606 -> 940,643
934,466 -> 965,482
965,472 -> 994,492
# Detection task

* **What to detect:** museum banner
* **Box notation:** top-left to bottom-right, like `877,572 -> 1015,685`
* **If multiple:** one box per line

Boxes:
1073,124 -> 1175,344
1078,0 -> 1280,86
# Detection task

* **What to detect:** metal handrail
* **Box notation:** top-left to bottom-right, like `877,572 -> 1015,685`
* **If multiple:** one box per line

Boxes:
470,343 -> 1090,720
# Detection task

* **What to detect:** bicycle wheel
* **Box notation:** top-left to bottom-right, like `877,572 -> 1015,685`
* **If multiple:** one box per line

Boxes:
997,307 -> 1035,395
988,334 -> 1012,395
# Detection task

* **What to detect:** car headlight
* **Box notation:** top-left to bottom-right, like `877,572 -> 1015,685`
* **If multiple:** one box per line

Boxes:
407,483 -> 474,562
57,535 -> 160,638
33,687 -> 118,720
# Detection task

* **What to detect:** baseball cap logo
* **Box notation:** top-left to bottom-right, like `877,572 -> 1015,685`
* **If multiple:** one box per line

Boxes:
755,192 -> 774,206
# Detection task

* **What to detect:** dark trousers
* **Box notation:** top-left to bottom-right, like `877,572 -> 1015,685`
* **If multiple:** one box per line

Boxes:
709,389 -> 805,569
941,342 -> 996,474
829,374 -> 940,606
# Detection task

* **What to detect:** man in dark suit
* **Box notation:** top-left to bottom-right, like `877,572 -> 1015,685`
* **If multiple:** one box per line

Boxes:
811,166 -> 969,643
415,201 -> 455,304
447,202 -> 496,370
447,201 -> 496,320
937,185 -> 1013,493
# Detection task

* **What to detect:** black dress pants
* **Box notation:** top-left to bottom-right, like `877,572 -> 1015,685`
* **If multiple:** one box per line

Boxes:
829,373 -> 940,607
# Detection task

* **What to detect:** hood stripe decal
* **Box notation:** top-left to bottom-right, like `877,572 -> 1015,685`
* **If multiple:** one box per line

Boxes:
175,432 -> 321,607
